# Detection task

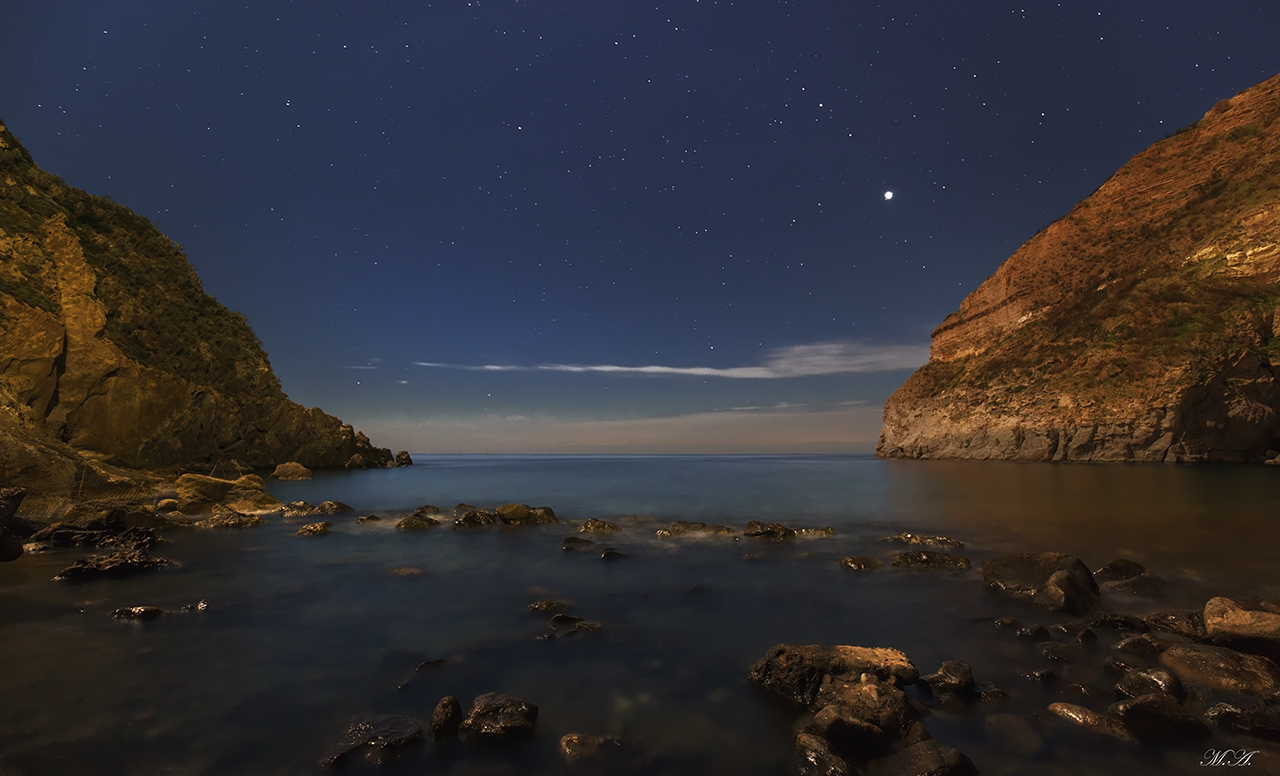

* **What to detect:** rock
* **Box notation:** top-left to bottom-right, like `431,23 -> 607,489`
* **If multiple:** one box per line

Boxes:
1016,624 -> 1050,641
495,503 -> 558,526
879,531 -> 964,549
803,702 -> 890,758
748,644 -> 918,707
394,450 -> 413,466
1108,692 -> 1210,744
794,732 -> 854,776
1145,610 -> 1207,639
270,461 -> 312,480
1115,669 -> 1185,700
1046,702 -> 1135,743
878,740 -> 978,776
562,536 -> 594,551
1103,573 -> 1162,595
529,599 -> 572,613
52,550 -> 173,582
396,515 -> 439,530
579,517 -> 621,532
112,605 -> 168,620
1040,641 -> 1079,662
0,528 -> 23,562
1206,702 -> 1280,742
1111,634 -> 1162,657
812,674 -> 911,738
321,714 -> 423,766
797,526 -> 837,537
282,500 -> 319,518
317,501 -> 353,514
428,695 -> 462,740
1204,596 -> 1280,659
559,734 -> 644,769
0,487 -> 25,522
921,661 -> 975,696
388,567 -> 421,577
1088,611 -> 1150,632
551,613 -> 584,627
982,553 -> 1100,615
891,551 -> 971,570
600,548 -> 627,560
983,713 -> 1042,755
1022,669 -> 1059,684
841,556 -> 885,571
454,509 -> 498,528
193,507 -> 267,528
450,503 -> 480,517
744,520 -> 796,540
345,454 -> 367,469
412,504 -> 440,516
460,692 -> 538,740
1094,558 -> 1148,582
355,515 -> 380,523
296,521 -> 330,536
656,520 -> 736,537
1159,643 -> 1280,695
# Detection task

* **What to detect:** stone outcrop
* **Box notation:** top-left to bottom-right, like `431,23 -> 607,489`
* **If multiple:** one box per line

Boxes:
879,73 -> 1280,462
0,119 -> 391,499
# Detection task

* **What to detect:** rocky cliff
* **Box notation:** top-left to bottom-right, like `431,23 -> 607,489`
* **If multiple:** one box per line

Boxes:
879,73 -> 1280,462
0,119 -> 391,492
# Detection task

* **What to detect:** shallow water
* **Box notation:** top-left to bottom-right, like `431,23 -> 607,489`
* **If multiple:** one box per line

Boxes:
2,455 -> 1279,775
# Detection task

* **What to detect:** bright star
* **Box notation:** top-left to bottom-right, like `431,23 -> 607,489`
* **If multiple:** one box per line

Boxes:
884,191 -> 894,201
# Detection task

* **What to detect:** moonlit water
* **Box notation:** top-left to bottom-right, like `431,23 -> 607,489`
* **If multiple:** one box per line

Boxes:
2,455 -> 1279,775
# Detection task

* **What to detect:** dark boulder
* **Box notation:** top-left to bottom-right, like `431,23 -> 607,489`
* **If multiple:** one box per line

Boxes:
559,734 -> 645,769
1115,669 -> 1184,700
877,740 -> 978,776
1108,693 -> 1210,744
1046,702 -> 1135,743
396,515 -> 439,530
412,504 -> 440,516
579,517 -> 621,533
748,644 -> 918,707
1094,558 -> 1148,582
1145,610 -> 1207,640
496,504 -> 558,526
891,551 -> 971,570
562,536 -> 594,551
52,550 -> 173,582
317,501 -> 353,514
529,599 -> 572,613
296,522 -> 331,537
1040,641 -> 1079,663
744,520 -> 796,540
982,553 -> 1100,615
921,661 -> 975,696
460,692 -> 538,740
841,556 -> 885,571
655,521 -> 736,537
112,605 -> 169,620
454,509 -> 499,528
1159,643 -> 1280,695
879,531 -> 964,550
428,695 -> 462,740
320,714 -> 423,767
794,732 -> 854,776
1204,596 -> 1280,660
803,700 -> 892,757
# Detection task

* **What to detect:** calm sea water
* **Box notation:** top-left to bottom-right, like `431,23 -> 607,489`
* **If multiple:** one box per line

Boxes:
2,455 -> 1279,775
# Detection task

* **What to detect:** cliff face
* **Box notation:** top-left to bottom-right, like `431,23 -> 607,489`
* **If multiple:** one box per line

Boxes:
879,73 -> 1280,463
0,120 -> 391,484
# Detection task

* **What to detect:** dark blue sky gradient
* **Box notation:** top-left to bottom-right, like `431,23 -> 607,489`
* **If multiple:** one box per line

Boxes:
3,2 -> 1278,451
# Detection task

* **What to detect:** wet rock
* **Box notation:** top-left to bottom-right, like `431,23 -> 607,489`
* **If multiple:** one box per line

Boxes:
450,503 -> 480,517
0,487 -> 26,522
890,551 -> 971,570
1145,610 -> 1207,640
321,714 -> 423,766
282,501 -> 319,518
1204,596 -> 1280,659
921,661 -> 975,696
1102,573 -> 1162,596
1159,643 -> 1280,695
1021,669 -> 1059,684
562,536 -> 594,551
1077,627 -> 1098,644
52,550 -> 173,582
1094,558 -> 1148,582
460,692 -> 538,740
560,734 -> 645,769
803,702 -> 890,758
1046,702 -> 1135,743
112,605 -> 168,620
878,740 -> 978,776
748,644 -> 918,707
1016,624 -> 1050,641
394,450 -> 414,467
879,531 -> 964,550
317,501 -> 353,514
841,556 -> 885,571
412,504 -> 440,516
1112,634 -> 1163,657
982,553 -> 1100,615
102,526 -> 164,552
179,599 -> 208,612
1115,669 -> 1184,700
573,621 -> 603,634
794,732 -> 853,776
976,682 -> 1010,702
983,713 -> 1042,755
428,695 -> 462,739
600,548 -> 628,560
744,520 -> 796,540
454,509 -> 499,528
1206,702 -> 1280,742
813,674 -> 911,738
1088,612 -> 1150,633
20,541 -> 50,555
1108,692 -> 1210,744
296,521 -> 331,537
1040,641 -> 1079,662
495,504 -> 558,526
529,599 -> 572,613
551,613 -> 584,626
579,517 -> 621,532
396,515 -> 439,530
1104,655 -> 1146,677
656,520 -> 736,537
355,515 -> 380,523
796,526 -> 837,537
994,617 -> 1021,630
193,507 -> 267,528
270,461 -> 312,480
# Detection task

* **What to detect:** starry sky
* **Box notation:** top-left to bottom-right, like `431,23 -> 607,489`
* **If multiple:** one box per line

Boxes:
3,2 -> 1279,453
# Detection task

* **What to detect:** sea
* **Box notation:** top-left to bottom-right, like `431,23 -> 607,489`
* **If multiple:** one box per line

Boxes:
2,454 -> 1279,775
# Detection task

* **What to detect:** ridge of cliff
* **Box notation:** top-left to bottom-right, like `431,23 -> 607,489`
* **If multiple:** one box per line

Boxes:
0,119 -> 392,490
879,72 -> 1280,462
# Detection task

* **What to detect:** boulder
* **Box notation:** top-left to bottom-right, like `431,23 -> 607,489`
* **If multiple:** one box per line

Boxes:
394,450 -> 413,466
1093,558 -> 1148,582
428,695 -> 462,740
52,550 -> 173,582
562,536 -> 594,551
282,501 -> 319,518
879,531 -> 964,549
812,674 -> 911,739
559,734 -> 644,769
529,599 -> 572,613
982,553 -> 1100,615
112,605 -> 169,620
841,556 -> 885,571
455,509 -> 499,528
296,522 -> 331,537
320,714 -> 423,767
1108,693 -> 1210,744
877,740 -> 977,776
579,517 -> 621,532
744,520 -> 796,540
317,501 -> 353,514
891,551 -> 971,570
396,515 -> 439,530
1145,610 -> 1207,639
1046,703 -> 1135,743
412,504 -> 440,516
174,474 -> 238,512
921,661 -> 975,696
0,487 -> 25,522
1115,669 -> 1184,700
460,692 -> 538,740
1159,643 -> 1280,695
748,644 -> 918,707
794,732 -> 854,776
496,504 -> 559,526
803,697 -> 893,757
655,521 -> 736,537
270,461 -> 312,480
193,507 -> 267,528
1204,597 -> 1280,659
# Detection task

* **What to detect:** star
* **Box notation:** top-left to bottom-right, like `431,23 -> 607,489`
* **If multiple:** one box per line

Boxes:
884,191 -> 894,201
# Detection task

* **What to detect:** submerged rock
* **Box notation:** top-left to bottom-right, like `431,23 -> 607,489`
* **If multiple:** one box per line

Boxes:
982,553 -> 1100,615
112,605 -> 169,620
656,521 -> 736,537
496,504 -> 558,526
460,692 -> 538,740
841,556 -> 885,571
748,644 -> 918,707
296,522 -> 331,537
794,731 -> 854,776
529,599 -> 572,613
579,517 -> 621,532
281,501 -> 319,518
1159,643 -> 1280,695
1046,702 -> 1135,743
560,733 -> 645,768
53,550 -> 173,582
983,713 -> 1042,755
1093,558 -> 1148,582
454,509 -> 499,528
193,507 -> 267,528
879,531 -> 964,550
878,740 -> 977,776
1108,693 -> 1210,744
891,551 -> 971,570
321,714 -> 423,767
562,536 -> 594,551
317,501 -> 353,514
921,661 -> 975,696
396,515 -> 440,530
1145,609 -> 1207,639
1115,669 -> 1184,700
744,520 -> 796,540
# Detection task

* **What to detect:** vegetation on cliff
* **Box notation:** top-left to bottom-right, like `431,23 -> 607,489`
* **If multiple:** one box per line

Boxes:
880,73 -> 1280,462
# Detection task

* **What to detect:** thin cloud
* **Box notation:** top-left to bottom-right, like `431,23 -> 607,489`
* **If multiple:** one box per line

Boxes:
413,341 -> 926,379
343,365 -> 378,370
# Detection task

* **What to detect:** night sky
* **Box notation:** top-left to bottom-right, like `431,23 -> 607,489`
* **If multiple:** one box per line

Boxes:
3,2 -> 1278,453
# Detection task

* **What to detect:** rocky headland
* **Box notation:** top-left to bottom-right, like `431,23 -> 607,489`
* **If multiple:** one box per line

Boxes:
0,119 -> 395,508
879,72 -> 1280,462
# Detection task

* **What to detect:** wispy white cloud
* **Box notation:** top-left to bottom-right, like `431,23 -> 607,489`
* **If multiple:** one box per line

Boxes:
413,341 -> 926,379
